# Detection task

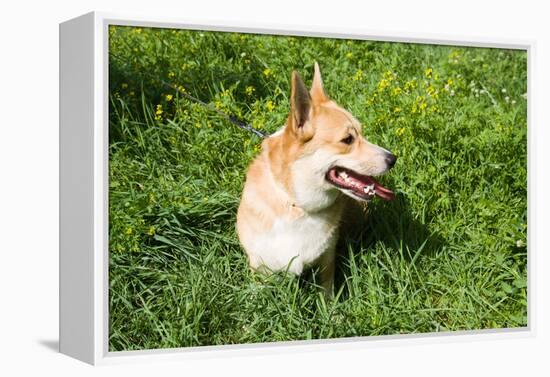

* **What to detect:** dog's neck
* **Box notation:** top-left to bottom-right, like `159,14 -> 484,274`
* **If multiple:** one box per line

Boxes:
265,126 -> 301,202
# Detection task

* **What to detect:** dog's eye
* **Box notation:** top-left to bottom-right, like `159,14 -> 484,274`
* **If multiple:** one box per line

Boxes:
341,135 -> 354,145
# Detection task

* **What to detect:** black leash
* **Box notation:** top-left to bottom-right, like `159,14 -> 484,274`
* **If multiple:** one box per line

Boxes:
111,53 -> 268,139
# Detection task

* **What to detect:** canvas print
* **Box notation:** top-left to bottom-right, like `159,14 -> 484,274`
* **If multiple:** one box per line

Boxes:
108,25 -> 527,351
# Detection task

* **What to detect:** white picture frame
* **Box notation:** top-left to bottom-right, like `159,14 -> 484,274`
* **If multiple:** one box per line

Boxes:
59,11 -> 534,365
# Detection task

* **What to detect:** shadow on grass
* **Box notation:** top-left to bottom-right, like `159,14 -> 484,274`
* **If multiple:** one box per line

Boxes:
333,192 -> 446,294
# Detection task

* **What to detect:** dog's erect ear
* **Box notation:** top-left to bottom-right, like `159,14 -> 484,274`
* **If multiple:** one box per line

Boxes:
289,70 -> 314,141
310,62 -> 327,104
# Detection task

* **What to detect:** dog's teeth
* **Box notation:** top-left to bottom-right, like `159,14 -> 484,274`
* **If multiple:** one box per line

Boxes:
363,184 -> 376,196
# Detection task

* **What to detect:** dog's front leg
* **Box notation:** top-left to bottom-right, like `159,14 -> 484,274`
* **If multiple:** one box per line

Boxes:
318,249 -> 335,298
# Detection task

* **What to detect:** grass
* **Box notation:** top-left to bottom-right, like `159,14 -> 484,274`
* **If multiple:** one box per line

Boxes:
108,25 -> 528,351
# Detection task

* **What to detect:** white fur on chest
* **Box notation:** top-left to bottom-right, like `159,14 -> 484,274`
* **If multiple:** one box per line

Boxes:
248,211 -> 339,275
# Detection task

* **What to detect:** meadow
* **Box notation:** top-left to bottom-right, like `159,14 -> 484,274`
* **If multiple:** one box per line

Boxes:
108,25 -> 527,351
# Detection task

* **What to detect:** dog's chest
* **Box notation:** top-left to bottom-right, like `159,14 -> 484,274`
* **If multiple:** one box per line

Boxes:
249,209 -> 341,274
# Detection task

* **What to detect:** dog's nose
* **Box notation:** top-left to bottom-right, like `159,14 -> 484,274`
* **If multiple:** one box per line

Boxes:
385,153 -> 397,168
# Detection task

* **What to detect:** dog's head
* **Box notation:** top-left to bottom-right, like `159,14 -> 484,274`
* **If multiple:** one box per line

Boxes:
283,63 -> 396,211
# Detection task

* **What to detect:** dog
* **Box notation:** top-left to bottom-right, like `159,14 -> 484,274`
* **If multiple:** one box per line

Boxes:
236,63 -> 396,295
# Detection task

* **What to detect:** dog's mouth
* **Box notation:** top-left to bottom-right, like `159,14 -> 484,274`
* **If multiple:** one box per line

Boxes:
325,166 -> 395,201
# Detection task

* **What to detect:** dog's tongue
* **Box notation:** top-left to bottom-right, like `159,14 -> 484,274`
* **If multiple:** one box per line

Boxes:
371,177 -> 395,201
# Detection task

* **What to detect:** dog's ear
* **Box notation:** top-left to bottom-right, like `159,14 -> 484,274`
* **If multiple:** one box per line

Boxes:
289,70 -> 314,141
310,62 -> 327,104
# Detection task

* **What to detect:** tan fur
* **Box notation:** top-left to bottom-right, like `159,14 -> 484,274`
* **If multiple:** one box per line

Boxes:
237,63 -> 395,295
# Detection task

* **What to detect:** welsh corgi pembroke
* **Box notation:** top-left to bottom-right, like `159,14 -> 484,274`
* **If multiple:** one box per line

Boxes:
237,63 -> 396,295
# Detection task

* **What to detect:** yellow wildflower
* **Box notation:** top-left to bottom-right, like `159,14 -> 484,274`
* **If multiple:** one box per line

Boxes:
419,100 -> 427,111
377,79 -> 390,92
425,68 -> 433,78
165,94 -> 173,101
121,83 -> 128,89
155,104 -> 163,120
383,70 -> 396,81
266,100 -> 275,112
353,69 -> 364,82
395,127 -> 406,136
148,226 -> 156,236
444,79 -> 454,92
426,85 -> 438,98
245,86 -> 255,96
412,96 -> 427,114
404,79 -> 417,91
263,68 -> 272,77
